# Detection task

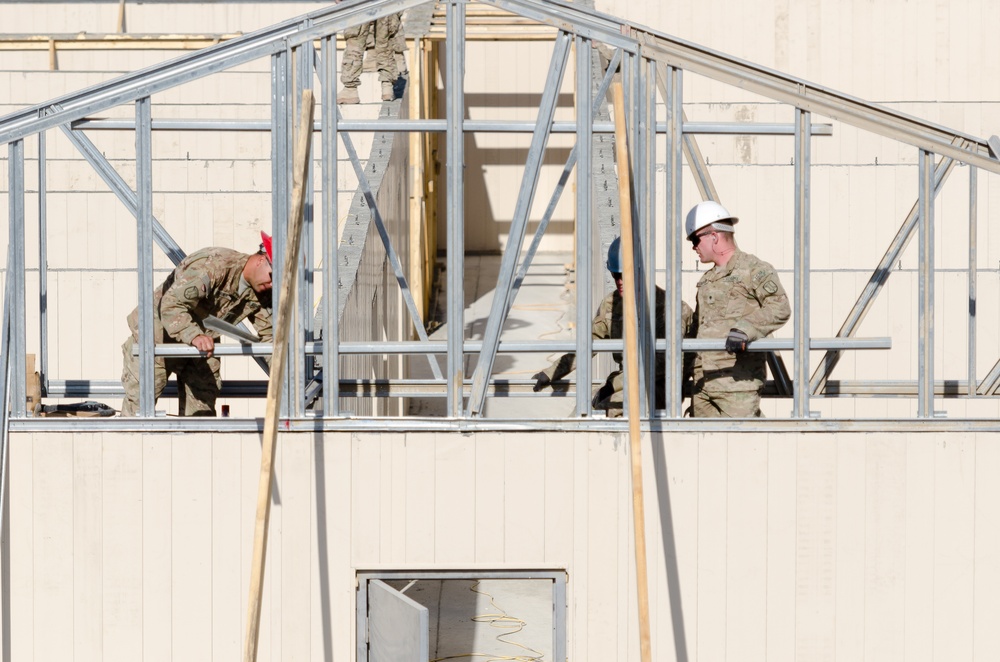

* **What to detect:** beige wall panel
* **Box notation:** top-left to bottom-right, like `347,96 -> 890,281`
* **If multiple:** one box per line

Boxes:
695,435 -> 726,660
932,435 -> 976,661
903,436 -> 935,662
765,435 -> 795,660
280,434 -> 317,660
834,436 -> 866,662
403,432 -> 436,563
865,435 -> 908,661
142,435 -> 174,661
543,433 -> 575,566
504,434 -> 546,563
794,436 -> 837,661
170,434 -> 215,658
973,435 -> 1000,661
102,435 -> 144,658
433,433 -> 476,563
30,435 -> 75,660
211,433 -> 244,660
726,433 -> 768,662
72,434 -> 103,661
351,431 -> 382,565
569,428 -> 591,662
584,432 -> 625,661
474,431 -> 507,561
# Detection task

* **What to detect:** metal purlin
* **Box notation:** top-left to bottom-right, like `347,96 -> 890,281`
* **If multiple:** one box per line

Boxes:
136,96 -> 155,417
446,0 -> 466,418
467,30 -> 572,416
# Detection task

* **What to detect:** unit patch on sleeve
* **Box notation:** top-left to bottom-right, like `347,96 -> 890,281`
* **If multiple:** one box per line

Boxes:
184,286 -> 200,300
763,280 -> 778,294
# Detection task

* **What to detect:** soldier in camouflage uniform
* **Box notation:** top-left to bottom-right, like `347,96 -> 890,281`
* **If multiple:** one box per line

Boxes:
337,12 -> 401,104
119,233 -> 275,416
686,201 -> 790,417
533,238 -> 694,415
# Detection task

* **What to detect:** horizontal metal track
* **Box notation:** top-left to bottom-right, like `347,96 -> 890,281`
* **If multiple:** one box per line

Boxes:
72,118 -> 834,136
132,337 -> 890,357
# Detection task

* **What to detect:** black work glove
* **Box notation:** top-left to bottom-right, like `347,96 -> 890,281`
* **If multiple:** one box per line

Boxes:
532,371 -> 552,392
591,381 -> 616,409
725,328 -> 750,353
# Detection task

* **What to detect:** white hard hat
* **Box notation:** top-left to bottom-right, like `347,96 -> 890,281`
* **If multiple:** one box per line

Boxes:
685,201 -> 738,239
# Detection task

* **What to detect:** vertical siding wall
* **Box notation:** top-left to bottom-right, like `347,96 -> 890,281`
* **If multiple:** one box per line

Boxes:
7,429 -> 1000,662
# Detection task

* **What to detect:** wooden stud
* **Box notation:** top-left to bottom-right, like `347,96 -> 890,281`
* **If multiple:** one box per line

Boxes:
611,80 -> 653,662
242,89 -> 315,662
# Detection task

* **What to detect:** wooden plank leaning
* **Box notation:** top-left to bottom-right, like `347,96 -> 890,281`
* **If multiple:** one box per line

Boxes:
242,88 -> 315,662
611,80 -> 653,662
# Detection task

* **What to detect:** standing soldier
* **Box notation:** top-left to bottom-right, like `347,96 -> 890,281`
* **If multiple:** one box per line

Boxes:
337,12 -> 401,104
686,201 -> 790,417
120,233 -> 275,416
533,237 -> 694,415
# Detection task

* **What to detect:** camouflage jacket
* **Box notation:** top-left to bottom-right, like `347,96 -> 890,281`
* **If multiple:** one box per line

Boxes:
542,286 -> 694,382
693,249 -> 790,391
127,247 -> 273,346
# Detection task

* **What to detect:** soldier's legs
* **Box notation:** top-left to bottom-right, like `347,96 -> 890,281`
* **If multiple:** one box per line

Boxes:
120,337 -> 170,416
174,356 -> 222,416
691,388 -> 762,418
391,12 -> 408,77
339,22 -> 369,102
374,15 -> 399,99
592,370 -> 624,417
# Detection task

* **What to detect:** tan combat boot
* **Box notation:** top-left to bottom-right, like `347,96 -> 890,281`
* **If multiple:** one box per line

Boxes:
381,81 -> 395,101
337,87 -> 360,104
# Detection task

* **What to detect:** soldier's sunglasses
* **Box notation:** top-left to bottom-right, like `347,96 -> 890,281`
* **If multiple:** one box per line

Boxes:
690,230 -> 714,247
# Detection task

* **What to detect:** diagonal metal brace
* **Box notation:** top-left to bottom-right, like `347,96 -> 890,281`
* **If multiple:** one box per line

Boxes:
336,107 -> 443,380
809,138 -> 964,395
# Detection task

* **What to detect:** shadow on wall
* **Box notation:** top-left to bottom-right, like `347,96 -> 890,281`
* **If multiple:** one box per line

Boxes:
438,93 -> 578,254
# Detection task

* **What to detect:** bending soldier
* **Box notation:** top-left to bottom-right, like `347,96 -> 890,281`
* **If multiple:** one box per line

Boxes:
686,201 -> 790,417
120,232 -> 275,416
533,237 -> 694,415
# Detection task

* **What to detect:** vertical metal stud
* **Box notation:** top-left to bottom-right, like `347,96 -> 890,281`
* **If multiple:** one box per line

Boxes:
272,47 -> 291,418
575,35 -> 593,416
664,66 -> 684,418
8,141 -> 26,418
968,165 -> 977,396
918,149 -> 935,417
135,98 -> 155,417
322,35 -> 340,417
37,128 -> 49,395
446,0 -> 466,417
792,109 -> 811,418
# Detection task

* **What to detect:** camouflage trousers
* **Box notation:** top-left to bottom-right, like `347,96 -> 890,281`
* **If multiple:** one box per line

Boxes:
341,13 -> 400,87
691,387 -> 762,418
120,336 -> 222,416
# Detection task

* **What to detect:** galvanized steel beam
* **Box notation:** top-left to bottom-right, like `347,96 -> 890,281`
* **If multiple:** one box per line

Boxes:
446,0 -> 467,417
136,97 -> 155,417
8,141 -> 26,418
792,109 -> 811,417
918,149 -> 935,417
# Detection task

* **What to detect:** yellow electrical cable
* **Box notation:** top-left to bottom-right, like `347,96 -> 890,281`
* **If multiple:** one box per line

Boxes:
429,581 -> 546,662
